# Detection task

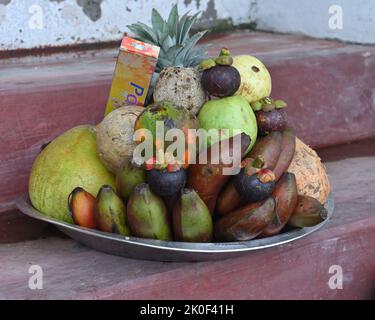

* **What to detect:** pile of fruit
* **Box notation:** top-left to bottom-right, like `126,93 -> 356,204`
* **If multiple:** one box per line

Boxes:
28,6 -> 330,243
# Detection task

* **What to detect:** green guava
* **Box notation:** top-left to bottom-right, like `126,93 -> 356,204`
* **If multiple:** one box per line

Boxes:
197,95 -> 258,153
29,125 -> 115,223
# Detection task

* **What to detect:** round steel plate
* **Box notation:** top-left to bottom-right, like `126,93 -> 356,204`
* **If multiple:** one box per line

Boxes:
15,194 -> 334,262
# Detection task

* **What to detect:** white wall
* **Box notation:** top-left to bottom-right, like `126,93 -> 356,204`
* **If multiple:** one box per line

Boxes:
0,0 -> 253,51
0,0 -> 374,52
254,0 -> 375,44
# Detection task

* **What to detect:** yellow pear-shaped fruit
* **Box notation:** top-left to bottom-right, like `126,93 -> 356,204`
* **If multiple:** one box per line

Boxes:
233,55 -> 272,103
29,125 -> 115,223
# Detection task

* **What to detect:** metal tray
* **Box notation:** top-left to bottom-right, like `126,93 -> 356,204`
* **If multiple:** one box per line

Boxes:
15,193 -> 334,262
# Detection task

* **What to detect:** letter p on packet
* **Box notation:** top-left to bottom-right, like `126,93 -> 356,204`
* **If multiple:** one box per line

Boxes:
104,36 -> 160,116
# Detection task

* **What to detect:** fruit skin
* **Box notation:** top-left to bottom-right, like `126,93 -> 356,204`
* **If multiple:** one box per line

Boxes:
29,125 -> 115,223
173,189 -> 213,242
147,168 -> 187,197
187,133 -> 251,215
288,138 -> 330,203
201,65 -> 241,97
116,160 -> 146,201
247,131 -> 283,170
198,95 -> 258,152
256,109 -> 288,136
233,168 -> 276,202
233,55 -> 272,103
217,131 -> 282,215
128,5 -> 208,104
214,197 -> 276,242
127,183 -> 172,240
153,67 -> 207,115
95,185 -> 130,236
96,106 -> 144,173
260,172 -> 298,237
216,182 -> 245,216
134,101 -> 200,166
273,129 -> 296,181
288,195 -> 328,228
68,187 -> 97,229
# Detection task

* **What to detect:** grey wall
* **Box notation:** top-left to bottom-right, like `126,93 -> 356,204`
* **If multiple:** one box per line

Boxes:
0,0 -> 374,52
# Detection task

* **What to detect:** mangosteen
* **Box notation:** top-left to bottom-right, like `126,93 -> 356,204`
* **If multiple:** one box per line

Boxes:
200,48 -> 241,98
146,168 -> 187,197
252,97 -> 288,136
233,168 -> 276,202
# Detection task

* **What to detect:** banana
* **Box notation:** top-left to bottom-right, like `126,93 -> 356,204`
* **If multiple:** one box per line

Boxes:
288,195 -> 328,228
260,172 -> 298,237
216,131 -> 283,216
216,181 -> 245,216
273,129 -> 296,181
187,133 -> 251,214
173,189 -> 213,242
247,131 -> 282,170
127,183 -> 172,240
68,187 -> 97,229
214,197 -> 276,241
95,185 -> 130,236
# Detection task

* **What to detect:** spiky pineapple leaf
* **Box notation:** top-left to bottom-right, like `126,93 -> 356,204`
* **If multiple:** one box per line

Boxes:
151,9 -> 165,33
175,31 -> 207,65
176,12 -> 190,45
127,6 -> 208,71
130,22 -> 158,43
166,45 -> 183,62
127,24 -> 155,43
167,4 -> 179,35
157,57 -> 173,69
162,35 -> 175,52
180,12 -> 200,45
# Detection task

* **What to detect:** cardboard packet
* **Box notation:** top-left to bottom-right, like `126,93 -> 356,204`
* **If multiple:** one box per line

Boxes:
105,36 -> 160,116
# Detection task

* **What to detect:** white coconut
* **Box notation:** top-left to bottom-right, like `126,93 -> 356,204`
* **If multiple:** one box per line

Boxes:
153,67 -> 207,115
96,106 -> 144,173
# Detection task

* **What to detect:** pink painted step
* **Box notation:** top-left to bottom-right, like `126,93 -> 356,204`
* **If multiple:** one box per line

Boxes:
1,31 -> 375,234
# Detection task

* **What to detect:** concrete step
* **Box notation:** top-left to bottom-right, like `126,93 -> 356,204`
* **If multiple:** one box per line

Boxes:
1,30 -> 375,237
0,156 -> 374,299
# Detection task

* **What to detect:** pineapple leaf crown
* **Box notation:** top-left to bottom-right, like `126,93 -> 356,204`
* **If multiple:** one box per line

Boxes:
127,4 -> 209,73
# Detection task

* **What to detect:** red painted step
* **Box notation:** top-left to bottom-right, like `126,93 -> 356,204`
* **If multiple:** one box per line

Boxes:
0,157 -> 374,299
1,31 -> 375,227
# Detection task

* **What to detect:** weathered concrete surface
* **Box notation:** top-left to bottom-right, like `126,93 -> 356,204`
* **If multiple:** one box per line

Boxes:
1,0 -> 374,52
0,157 -> 374,299
0,0 -> 252,51
254,0 -> 375,44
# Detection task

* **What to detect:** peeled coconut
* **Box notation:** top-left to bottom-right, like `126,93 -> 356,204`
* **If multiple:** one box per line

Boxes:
29,125 -> 115,223
153,67 -> 206,115
96,106 -> 144,173
233,55 -> 272,103
288,138 -> 330,204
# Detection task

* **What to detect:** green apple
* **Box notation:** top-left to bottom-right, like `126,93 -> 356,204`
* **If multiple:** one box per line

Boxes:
197,96 -> 257,153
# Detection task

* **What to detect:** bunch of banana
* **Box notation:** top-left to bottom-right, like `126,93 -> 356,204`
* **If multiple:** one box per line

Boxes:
66,127 -> 327,243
